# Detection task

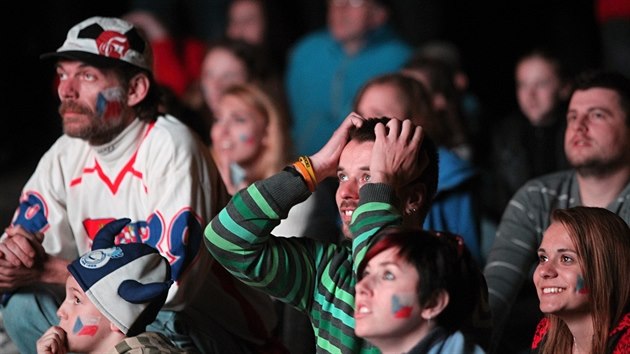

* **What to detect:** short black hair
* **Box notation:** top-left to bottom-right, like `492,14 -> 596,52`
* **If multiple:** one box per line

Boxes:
349,117 -> 439,220
571,70 -> 630,126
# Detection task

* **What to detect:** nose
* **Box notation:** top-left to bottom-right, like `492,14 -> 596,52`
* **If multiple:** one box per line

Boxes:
56,304 -> 67,320
355,276 -> 373,296
338,179 -> 359,200
57,77 -> 78,100
537,261 -> 558,279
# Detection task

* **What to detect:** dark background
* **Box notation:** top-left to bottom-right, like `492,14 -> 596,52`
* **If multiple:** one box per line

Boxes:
0,0 -> 603,226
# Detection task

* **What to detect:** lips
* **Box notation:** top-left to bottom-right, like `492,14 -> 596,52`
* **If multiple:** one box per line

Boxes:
355,303 -> 371,319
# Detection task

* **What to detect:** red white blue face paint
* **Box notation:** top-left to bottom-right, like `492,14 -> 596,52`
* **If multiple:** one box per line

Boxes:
238,133 -> 255,144
72,315 -> 101,336
391,293 -> 415,318
576,275 -> 589,294
95,87 -> 125,120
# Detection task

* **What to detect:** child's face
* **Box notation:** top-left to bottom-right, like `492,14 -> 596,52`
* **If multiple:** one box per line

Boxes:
56,275 -> 115,352
354,247 -> 424,343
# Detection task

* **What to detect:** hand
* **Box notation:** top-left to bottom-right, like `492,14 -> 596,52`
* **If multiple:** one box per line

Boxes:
369,119 -> 424,187
123,10 -> 169,40
310,112 -> 365,181
0,225 -> 46,268
37,326 -> 67,354
0,258 -> 42,290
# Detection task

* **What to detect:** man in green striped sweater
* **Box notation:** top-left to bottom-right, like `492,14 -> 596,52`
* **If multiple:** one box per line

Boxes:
205,115 -> 438,353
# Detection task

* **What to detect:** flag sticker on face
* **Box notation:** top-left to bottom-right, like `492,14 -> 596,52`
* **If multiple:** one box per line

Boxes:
391,294 -> 414,318
73,315 -> 101,336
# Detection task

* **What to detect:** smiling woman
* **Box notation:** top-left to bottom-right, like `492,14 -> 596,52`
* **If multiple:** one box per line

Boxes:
531,207 -> 630,354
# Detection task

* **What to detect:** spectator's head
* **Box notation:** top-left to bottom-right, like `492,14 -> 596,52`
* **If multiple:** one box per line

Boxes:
59,218 -> 172,352
564,70 -> 630,177
200,38 -> 270,114
226,0 -> 267,46
355,227 -> 482,353
354,72 -> 449,147
533,207 -> 630,354
40,16 -> 161,144
335,117 -> 438,238
211,83 -> 291,192
327,0 -> 390,54
515,49 -> 570,126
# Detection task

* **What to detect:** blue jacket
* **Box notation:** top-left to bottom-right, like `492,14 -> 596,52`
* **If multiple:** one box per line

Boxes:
285,25 -> 412,155
424,147 -> 481,263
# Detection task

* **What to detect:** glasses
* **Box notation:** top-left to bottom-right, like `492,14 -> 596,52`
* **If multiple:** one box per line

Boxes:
330,0 -> 368,8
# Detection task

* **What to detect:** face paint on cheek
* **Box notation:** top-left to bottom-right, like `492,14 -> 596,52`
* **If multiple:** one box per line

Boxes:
576,275 -> 589,294
391,294 -> 414,318
72,315 -> 101,336
95,87 -> 125,120
238,133 -> 256,145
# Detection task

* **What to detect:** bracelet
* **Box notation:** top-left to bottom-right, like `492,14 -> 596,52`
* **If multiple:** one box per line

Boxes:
292,160 -> 316,192
298,156 -> 318,185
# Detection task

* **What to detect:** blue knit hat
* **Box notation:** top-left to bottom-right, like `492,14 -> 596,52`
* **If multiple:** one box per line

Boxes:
68,218 -> 173,336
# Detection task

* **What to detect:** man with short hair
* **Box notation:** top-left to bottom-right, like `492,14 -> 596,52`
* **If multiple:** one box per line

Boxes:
285,0 -> 412,156
484,70 -> 630,353
0,16 -> 276,354
206,115 -> 438,353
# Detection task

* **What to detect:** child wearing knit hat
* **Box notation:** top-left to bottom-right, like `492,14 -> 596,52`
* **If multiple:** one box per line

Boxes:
36,219 -> 186,354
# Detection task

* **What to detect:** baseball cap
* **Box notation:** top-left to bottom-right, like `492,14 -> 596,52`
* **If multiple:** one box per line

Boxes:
40,16 -> 152,72
68,218 -> 172,336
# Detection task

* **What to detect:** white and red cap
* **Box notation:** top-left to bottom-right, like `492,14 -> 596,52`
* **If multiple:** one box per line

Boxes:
41,16 -> 152,71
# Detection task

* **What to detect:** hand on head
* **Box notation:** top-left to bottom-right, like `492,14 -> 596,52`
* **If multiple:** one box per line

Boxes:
310,112 -> 365,181
369,118 -> 424,187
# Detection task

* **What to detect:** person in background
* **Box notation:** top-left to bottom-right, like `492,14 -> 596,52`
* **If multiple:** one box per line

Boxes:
205,115 -> 439,353
354,73 -> 482,263
483,48 -> 570,225
285,0 -> 412,157
402,55 -> 473,162
354,227 -> 486,353
36,218 -> 184,354
0,16 -> 276,354
211,82 -> 339,353
484,70 -> 630,354
531,207 -> 630,354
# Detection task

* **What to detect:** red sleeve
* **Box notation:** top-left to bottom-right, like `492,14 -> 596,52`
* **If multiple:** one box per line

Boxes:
150,38 -> 206,97
531,317 -> 549,350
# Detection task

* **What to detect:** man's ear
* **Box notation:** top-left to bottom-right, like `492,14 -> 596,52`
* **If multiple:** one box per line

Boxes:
127,73 -> 150,106
403,183 -> 426,216
421,289 -> 449,320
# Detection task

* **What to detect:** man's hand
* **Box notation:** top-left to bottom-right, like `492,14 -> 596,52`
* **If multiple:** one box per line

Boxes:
37,326 -> 68,354
0,258 -> 42,290
310,112 -> 365,181
369,119 -> 424,186
0,225 -> 46,268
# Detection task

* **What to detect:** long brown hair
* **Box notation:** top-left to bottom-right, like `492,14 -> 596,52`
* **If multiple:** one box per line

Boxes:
538,207 -> 630,354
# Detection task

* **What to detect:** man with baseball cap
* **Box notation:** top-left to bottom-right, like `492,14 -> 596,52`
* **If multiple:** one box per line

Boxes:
0,16 -> 277,354
36,218 -> 185,353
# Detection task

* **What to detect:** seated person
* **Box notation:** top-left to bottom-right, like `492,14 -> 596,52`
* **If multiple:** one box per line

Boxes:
36,218 -> 185,354
531,207 -> 630,353
354,227 -> 486,353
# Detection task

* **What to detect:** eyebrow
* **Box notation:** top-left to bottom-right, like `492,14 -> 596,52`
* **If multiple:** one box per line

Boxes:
336,165 -> 370,173
537,247 -> 577,253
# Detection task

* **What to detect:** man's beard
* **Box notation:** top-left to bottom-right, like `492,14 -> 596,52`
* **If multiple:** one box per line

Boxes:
571,155 -> 626,178
59,101 -> 127,145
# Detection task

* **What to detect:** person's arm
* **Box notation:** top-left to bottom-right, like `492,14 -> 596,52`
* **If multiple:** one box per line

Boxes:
483,183 -> 543,341
205,113 -> 365,307
0,141 -> 78,290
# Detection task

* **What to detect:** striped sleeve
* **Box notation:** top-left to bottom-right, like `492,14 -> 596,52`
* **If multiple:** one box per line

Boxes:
204,171 -> 326,309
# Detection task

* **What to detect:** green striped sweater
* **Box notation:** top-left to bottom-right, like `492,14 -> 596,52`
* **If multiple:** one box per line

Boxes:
204,170 -> 401,354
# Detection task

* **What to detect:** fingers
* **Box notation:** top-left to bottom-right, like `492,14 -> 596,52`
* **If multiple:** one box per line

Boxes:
0,235 -> 38,267
37,326 -> 67,354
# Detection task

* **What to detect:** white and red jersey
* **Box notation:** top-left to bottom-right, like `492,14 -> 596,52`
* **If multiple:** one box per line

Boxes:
8,115 -> 276,345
